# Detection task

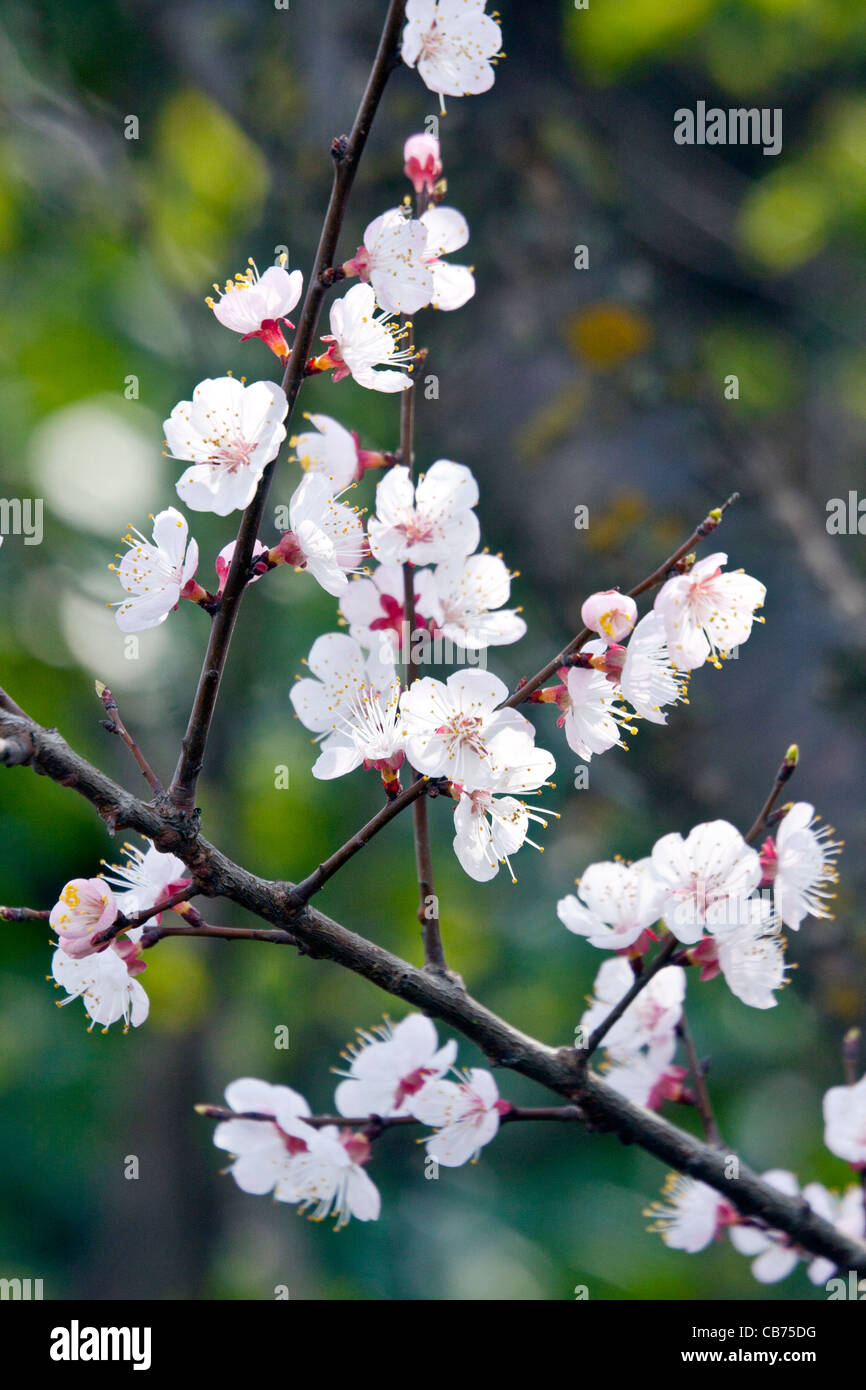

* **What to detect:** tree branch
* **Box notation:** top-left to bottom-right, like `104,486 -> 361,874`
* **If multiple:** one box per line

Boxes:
677,1011 -> 722,1147
167,0 -> 409,815
744,744 -> 799,844
293,776 -> 434,902
95,683 -> 162,795
397,318 -> 448,974
2,694 -> 864,1272
582,935 -> 679,1061
503,493 -> 740,709
194,1104 -> 584,1130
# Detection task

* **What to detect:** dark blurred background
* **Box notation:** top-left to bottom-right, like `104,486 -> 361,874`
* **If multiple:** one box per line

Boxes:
0,0 -> 864,1300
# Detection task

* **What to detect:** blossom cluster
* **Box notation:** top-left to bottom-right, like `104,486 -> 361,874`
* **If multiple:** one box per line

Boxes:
211,1014 -> 508,1227
561,804 -> 840,1114
46,841 -> 191,1031
648,1065 -> 866,1285
29,0 -> 859,1286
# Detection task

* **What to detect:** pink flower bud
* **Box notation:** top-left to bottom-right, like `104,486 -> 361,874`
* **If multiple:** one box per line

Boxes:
216,539 -> 269,594
403,133 -> 442,195
581,590 -> 638,641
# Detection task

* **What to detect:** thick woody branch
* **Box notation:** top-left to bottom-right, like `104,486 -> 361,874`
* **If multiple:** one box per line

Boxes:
1,697 -> 864,1273
167,0 -> 409,814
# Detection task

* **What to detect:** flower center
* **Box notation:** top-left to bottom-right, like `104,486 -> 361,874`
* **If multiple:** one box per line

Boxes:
439,712 -> 488,758
403,513 -> 435,545
209,439 -> 255,473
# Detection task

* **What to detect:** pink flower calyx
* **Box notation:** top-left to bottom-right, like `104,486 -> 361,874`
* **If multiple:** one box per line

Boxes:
687,937 -> 721,983
240,317 -> 293,359
759,836 -> 778,885
341,1130 -> 373,1166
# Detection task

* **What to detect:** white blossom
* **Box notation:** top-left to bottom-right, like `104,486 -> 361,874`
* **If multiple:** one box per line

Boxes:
646,1173 -> 735,1252
165,376 -> 288,516
290,632 -> 400,779
339,563 -> 441,662
99,840 -> 191,919
618,611 -> 689,725
206,258 -> 303,358
763,802 -> 841,930
558,858 -> 665,952
411,1067 -> 506,1167
711,900 -> 787,1010
51,940 -> 149,1033
579,956 -> 686,1061
212,1078 -> 312,1199
653,552 -> 765,671
451,732 -> 556,882
430,552 -> 525,650
317,283 -> 414,392
420,206 -> 475,311
823,1072 -> 866,1167
276,473 -> 367,596
557,645 -> 636,761
111,507 -> 200,632
806,1185 -> 866,1284
401,0 -> 503,110
728,1169 -> 803,1283
290,413 -> 364,492
344,207 -> 433,315
650,819 -> 762,946
334,1014 -> 457,1119
368,461 -> 480,566
399,669 -> 536,791
277,1121 -> 381,1227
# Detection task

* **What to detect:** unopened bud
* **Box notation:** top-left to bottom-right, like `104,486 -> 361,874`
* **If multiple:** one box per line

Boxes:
581,590 -> 638,642
403,133 -> 443,196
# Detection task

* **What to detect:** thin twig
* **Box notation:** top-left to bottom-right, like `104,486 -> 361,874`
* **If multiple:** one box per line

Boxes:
91,885 -> 200,947
144,922 -> 298,948
398,319 -> 448,974
503,493 -> 740,709
581,935 -> 679,1061
194,1104 -> 584,1129
677,1012 -> 722,1146
294,776 -> 434,902
167,0 -> 409,814
95,683 -> 162,795
744,744 -> 799,844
